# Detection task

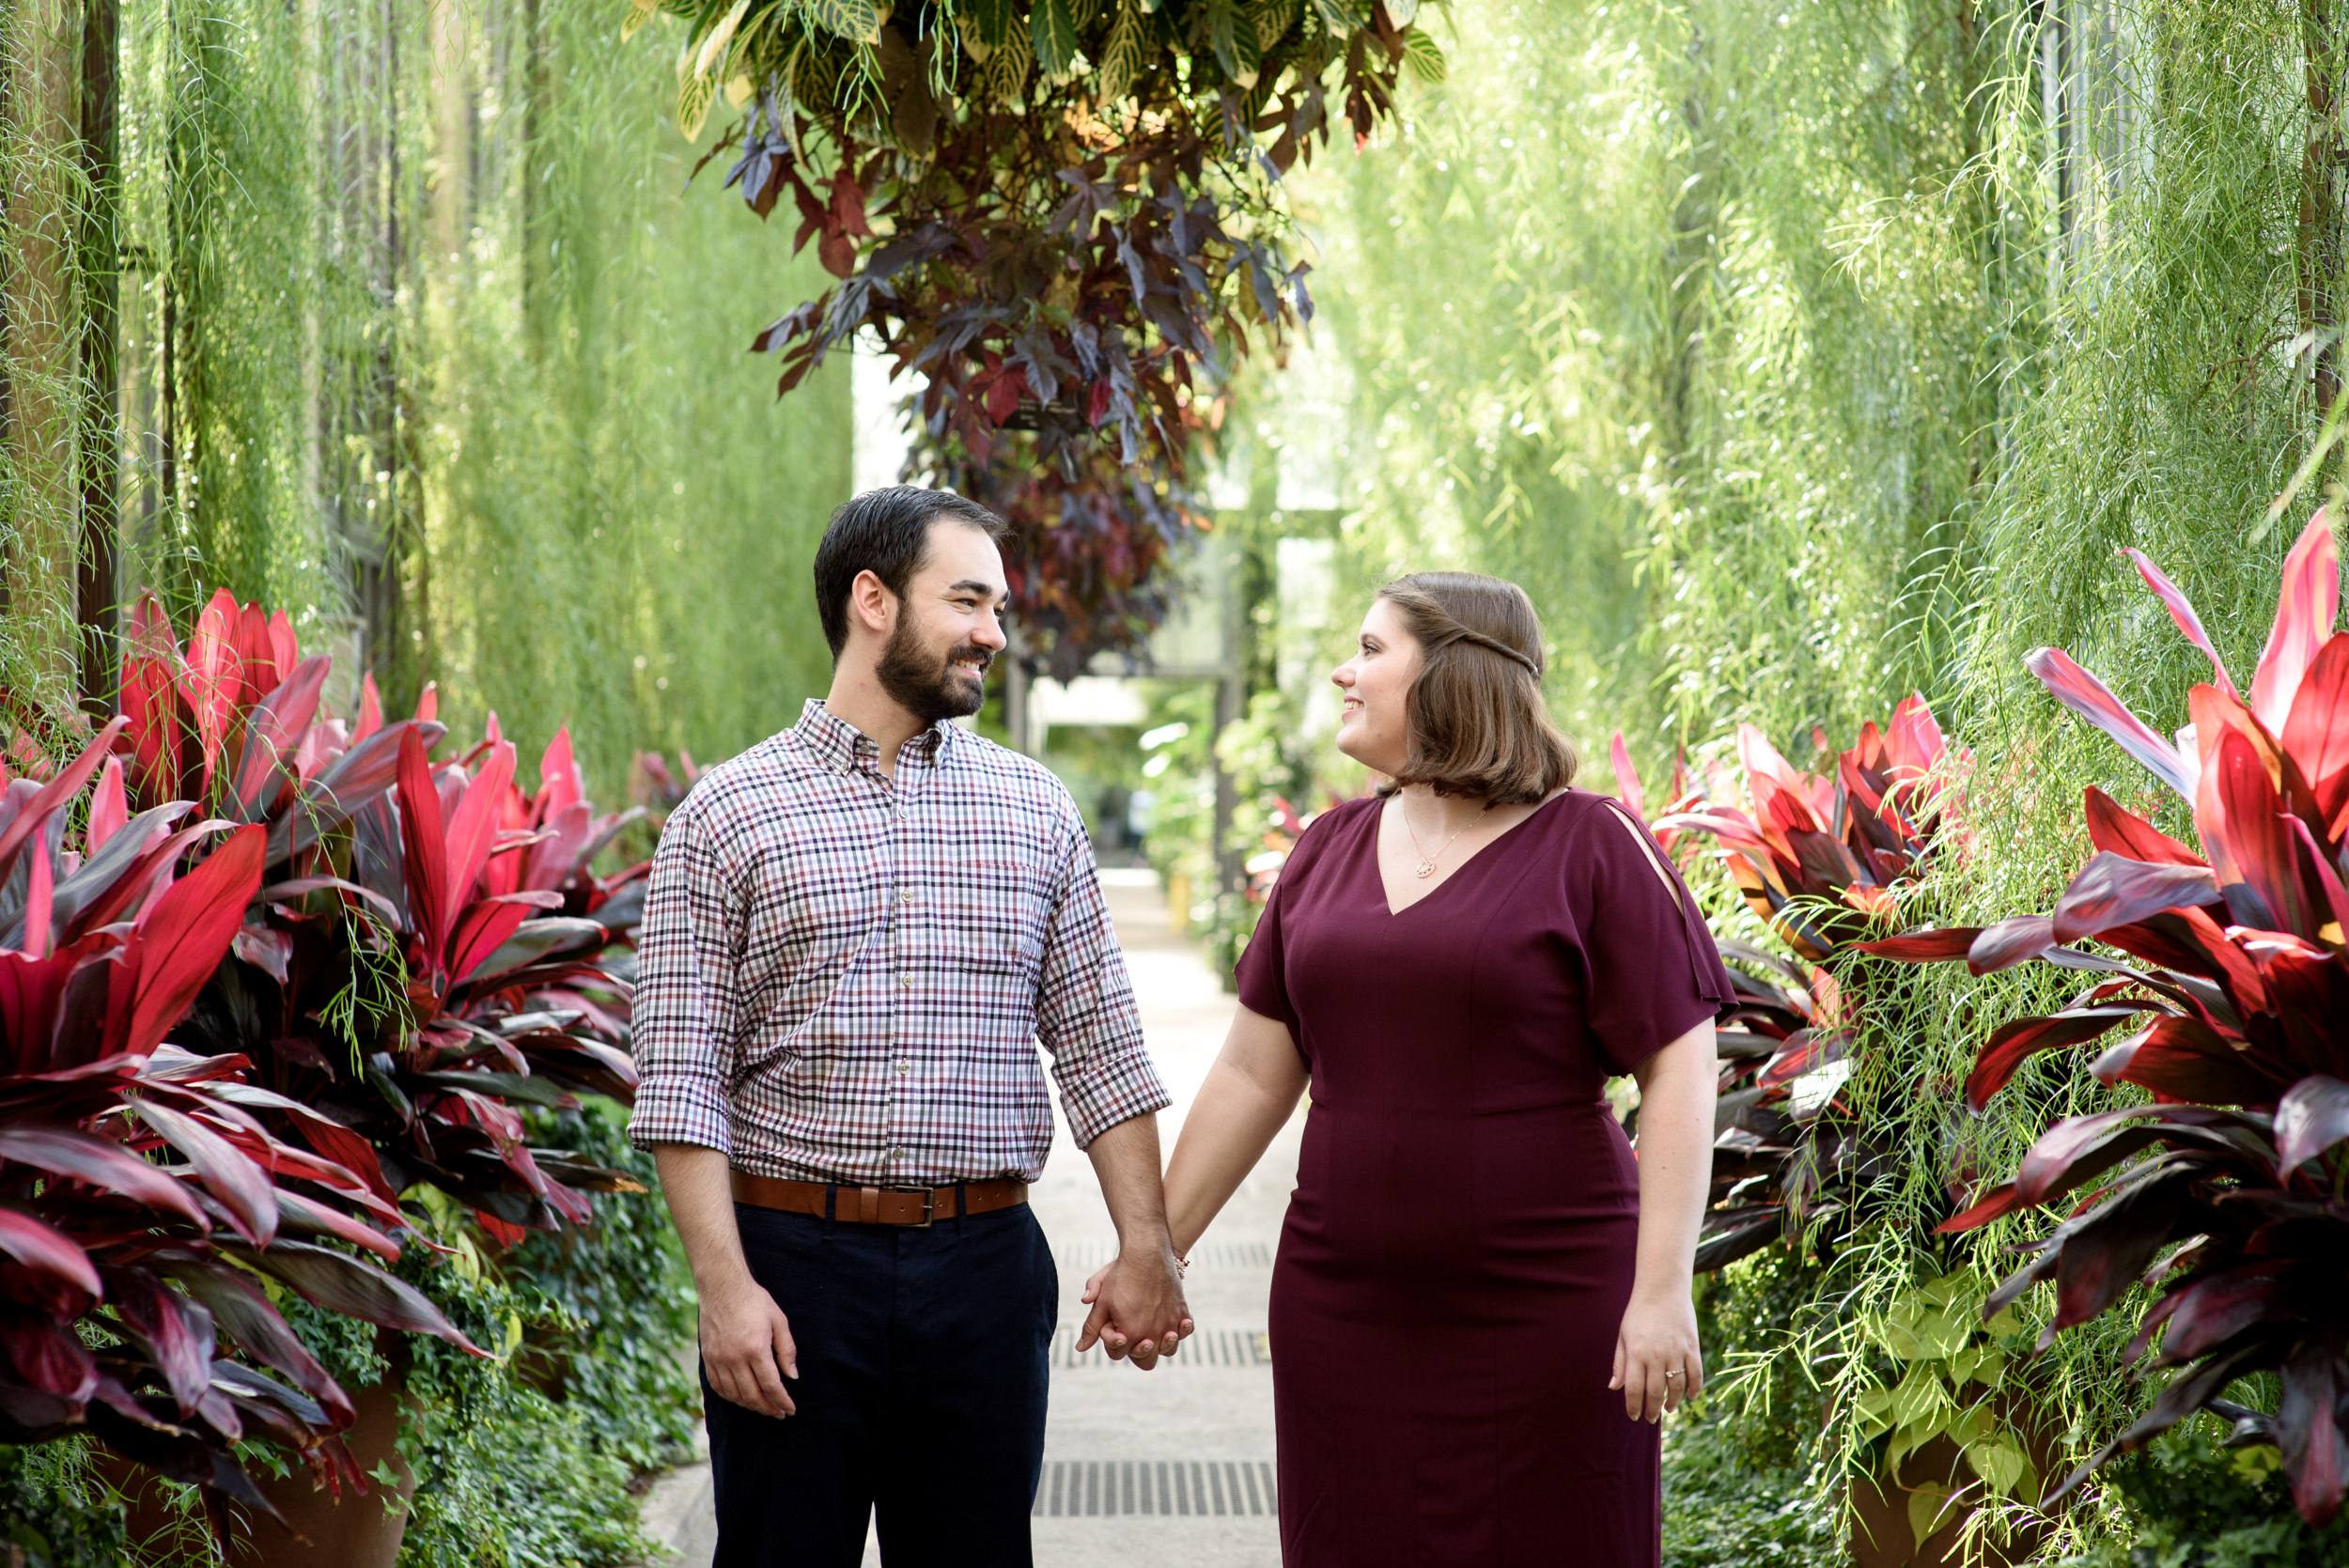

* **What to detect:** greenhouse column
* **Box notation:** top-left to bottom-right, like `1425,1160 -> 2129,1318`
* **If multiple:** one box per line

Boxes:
76,0 -> 117,706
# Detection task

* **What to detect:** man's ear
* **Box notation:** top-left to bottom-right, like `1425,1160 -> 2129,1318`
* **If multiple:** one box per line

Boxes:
848,568 -> 896,639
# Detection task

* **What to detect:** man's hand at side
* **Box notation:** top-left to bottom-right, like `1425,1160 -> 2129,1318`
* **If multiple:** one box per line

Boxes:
654,1143 -> 799,1418
1076,1113 -> 1192,1369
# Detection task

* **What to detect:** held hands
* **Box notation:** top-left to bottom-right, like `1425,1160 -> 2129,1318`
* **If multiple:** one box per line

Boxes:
1076,1244 -> 1193,1371
1610,1285 -> 1703,1422
700,1273 -> 800,1419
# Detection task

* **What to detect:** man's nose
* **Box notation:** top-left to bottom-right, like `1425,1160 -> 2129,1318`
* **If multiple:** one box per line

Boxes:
972,610 -> 1009,651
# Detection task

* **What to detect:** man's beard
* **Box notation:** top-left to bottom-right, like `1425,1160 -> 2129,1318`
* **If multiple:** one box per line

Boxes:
876,619 -> 991,725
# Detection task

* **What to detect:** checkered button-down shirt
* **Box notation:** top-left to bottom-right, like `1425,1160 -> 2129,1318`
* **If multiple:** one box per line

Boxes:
625,700 -> 1169,1185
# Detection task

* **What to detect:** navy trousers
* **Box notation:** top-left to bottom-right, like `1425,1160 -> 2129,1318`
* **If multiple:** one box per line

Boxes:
705,1198 -> 1057,1567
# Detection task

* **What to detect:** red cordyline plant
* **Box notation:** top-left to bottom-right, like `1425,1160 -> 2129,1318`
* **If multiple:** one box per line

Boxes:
0,727 -> 476,1528
85,591 -> 645,1245
1613,709 -> 1967,1268
1650,697 -> 1970,963
1860,511 -> 2349,1523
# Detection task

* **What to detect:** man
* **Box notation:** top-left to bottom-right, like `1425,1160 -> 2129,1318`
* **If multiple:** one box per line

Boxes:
628,486 -> 1190,1567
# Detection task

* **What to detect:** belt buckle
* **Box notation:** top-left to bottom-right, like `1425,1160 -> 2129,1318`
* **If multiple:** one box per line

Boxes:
893,1186 -> 937,1229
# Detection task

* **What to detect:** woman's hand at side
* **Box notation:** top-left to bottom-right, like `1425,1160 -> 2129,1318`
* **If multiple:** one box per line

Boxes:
1611,1015 -> 1717,1421
1611,1285 -> 1703,1421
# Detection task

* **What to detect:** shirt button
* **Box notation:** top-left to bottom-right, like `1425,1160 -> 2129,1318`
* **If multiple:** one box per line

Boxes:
898,973 -> 914,987
895,1060 -> 910,1075
899,890 -> 914,904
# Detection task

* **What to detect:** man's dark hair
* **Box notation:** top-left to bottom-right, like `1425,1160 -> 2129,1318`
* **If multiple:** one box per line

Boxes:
812,486 -> 1007,659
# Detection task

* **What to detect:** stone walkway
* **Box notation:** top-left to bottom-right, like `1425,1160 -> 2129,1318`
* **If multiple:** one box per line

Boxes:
637,869 -> 1292,1567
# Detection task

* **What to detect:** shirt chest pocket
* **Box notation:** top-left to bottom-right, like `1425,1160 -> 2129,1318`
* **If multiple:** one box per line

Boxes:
924,858 -> 1050,977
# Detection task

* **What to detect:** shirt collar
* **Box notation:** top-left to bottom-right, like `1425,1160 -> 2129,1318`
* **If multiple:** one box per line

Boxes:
794,700 -> 959,775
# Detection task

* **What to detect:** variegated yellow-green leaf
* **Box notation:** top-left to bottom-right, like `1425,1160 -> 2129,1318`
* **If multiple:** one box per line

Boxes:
803,0 -> 880,45
677,70 -> 716,140
980,22 -> 1033,100
1251,0 -> 1299,51
1097,0 -> 1146,101
1032,0 -> 1081,78
1401,26 -> 1444,83
1305,0 -> 1360,32
960,18 -> 994,64
622,0 -> 661,44
965,0 -> 1017,47
1383,0 -> 1419,23
694,0 -> 752,78
725,72 -> 756,106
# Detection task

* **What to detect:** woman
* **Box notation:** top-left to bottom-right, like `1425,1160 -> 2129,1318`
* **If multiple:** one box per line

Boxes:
1103,572 -> 1725,1564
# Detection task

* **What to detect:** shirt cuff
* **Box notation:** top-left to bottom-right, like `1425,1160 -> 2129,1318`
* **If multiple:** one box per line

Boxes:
1057,1048 -> 1174,1150
625,1078 -> 735,1157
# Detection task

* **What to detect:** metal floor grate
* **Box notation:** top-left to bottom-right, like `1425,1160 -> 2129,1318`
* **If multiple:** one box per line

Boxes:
1055,1240 -> 1273,1272
1050,1326 -> 1269,1369
1034,1460 -> 1278,1517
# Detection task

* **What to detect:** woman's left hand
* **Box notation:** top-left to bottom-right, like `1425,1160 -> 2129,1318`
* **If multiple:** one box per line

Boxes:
1610,1287 -> 1703,1422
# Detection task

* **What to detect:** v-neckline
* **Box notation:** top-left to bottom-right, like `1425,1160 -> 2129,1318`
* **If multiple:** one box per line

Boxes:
1374,791 -> 1568,918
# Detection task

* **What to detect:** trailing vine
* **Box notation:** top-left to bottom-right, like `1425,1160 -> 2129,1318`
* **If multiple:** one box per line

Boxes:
643,0 -> 1442,674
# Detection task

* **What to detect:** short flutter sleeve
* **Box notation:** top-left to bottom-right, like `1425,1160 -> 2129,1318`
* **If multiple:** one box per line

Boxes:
1578,800 -> 1736,1075
1234,862 -> 1300,1035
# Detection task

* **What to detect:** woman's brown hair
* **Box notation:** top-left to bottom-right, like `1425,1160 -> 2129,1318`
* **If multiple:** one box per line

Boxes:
1377,572 -> 1577,803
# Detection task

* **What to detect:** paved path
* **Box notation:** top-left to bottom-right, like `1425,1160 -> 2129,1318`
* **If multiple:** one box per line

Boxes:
638,869 -> 1291,1567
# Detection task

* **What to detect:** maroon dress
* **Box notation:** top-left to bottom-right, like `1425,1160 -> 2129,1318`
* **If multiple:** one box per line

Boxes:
1235,790 -> 1734,1567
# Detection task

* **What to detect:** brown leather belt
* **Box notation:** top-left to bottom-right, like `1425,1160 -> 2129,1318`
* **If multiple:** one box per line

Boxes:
729,1171 -> 1028,1228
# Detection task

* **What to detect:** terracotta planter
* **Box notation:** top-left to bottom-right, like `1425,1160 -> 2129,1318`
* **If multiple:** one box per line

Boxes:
107,1371 -> 413,1567
1848,1401 -> 2064,1568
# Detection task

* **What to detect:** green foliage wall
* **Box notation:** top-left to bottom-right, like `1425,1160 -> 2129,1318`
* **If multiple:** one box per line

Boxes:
423,0 -> 850,788
17,0 -> 848,792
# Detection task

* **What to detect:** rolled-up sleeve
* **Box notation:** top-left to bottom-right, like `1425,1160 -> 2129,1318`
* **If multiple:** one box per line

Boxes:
1033,824 -> 1171,1149
626,798 -> 745,1155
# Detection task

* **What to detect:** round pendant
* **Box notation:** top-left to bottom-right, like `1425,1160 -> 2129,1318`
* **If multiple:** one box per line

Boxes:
1414,860 -> 1438,878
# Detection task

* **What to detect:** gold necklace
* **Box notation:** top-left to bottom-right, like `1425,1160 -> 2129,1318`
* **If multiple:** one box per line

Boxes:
1401,797 -> 1489,878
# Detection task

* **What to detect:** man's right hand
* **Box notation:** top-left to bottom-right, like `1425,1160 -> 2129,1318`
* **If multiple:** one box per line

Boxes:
699,1275 -> 799,1419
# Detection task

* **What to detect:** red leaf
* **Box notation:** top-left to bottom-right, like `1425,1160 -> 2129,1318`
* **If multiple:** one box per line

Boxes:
2251,508 -> 2341,734
102,1267 -> 215,1417
275,1190 -> 401,1263
0,1126 -> 208,1226
2124,548 -> 2239,698
1966,1005 -> 2145,1107
355,673 -> 385,741
0,1309 -> 99,1402
1854,925 -> 1983,961
985,365 -> 1028,427
127,824 -> 268,1056
2028,646 -> 2192,797
442,743 -> 517,936
229,656 -> 331,821
129,1099 -> 278,1246
2083,786 -> 2205,867
2051,1170 -> 2191,1330
229,1240 -> 482,1354
2052,852 -> 2223,942
2275,1075 -> 2349,1172
397,729 -> 450,970
181,590 -> 242,796
2282,1335 -> 2349,1526
2282,635 -> 2349,827
2092,1014 -> 2287,1106
155,1257 -> 353,1425
1933,1182 -> 2025,1234
0,1208 -> 101,1299
1609,732 -> 1645,820
0,718 -> 130,892
87,758 -> 129,854
1968,915 -> 2057,974
2213,728 -> 2308,934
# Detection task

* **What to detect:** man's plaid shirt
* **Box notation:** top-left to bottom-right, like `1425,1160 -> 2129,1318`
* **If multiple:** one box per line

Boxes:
626,700 -> 1169,1184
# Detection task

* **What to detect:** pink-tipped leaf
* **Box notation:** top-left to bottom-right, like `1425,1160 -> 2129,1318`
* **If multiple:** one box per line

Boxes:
2027,647 -> 2193,797
2124,548 -> 2239,698
2250,509 -> 2341,733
